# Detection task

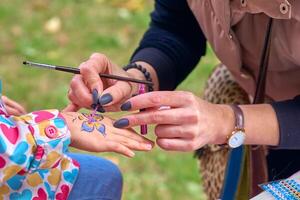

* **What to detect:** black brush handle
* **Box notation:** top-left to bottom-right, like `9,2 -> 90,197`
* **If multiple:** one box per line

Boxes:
55,66 -> 153,85
25,61 -> 154,86
56,66 -> 81,74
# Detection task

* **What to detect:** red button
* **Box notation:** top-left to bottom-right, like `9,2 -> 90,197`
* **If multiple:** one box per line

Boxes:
45,125 -> 58,138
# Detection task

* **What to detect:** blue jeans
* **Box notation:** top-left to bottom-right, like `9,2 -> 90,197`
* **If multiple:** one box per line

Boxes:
67,153 -> 123,200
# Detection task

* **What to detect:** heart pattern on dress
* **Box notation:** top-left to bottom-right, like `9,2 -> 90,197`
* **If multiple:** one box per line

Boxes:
48,139 -> 61,148
10,189 -> 32,200
27,173 -> 43,187
0,108 -> 79,199
0,155 -> 6,168
33,188 -> 47,200
0,185 -> 9,196
44,182 -> 55,199
62,139 -> 70,153
7,174 -> 26,190
9,141 -> 29,165
72,159 -> 80,168
54,118 -> 66,128
0,124 -> 19,144
0,115 -> 14,126
33,111 -> 55,123
37,169 -> 49,179
55,185 -> 70,200
48,168 -> 61,186
0,136 -> 7,153
3,165 -> 22,181
63,169 -> 78,184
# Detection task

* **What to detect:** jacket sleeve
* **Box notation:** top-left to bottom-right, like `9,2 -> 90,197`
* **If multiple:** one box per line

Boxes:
131,0 -> 207,90
271,95 -> 300,149
0,108 -> 72,183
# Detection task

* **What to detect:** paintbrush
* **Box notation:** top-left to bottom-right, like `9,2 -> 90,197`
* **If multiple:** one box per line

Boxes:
23,61 -> 153,86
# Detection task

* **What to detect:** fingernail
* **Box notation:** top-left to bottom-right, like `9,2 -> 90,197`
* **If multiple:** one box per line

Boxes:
99,93 -> 113,105
97,106 -> 105,113
113,118 -> 129,128
120,101 -> 132,111
92,89 -> 99,106
145,144 -> 152,150
129,151 -> 135,157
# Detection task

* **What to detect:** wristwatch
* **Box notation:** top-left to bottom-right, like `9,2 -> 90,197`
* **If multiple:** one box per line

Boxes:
227,104 -> 246,148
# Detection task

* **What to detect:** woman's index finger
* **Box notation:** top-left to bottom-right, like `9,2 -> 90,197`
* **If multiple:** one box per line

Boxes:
124,91 -> 189,110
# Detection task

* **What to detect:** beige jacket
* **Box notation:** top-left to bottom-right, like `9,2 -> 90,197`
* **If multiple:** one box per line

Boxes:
187,0 -> 300,101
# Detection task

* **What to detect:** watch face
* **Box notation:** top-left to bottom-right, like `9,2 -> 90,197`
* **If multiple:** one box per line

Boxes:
228,131 -> 245,148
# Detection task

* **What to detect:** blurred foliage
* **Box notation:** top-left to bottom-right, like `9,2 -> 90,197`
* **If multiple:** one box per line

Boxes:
0,0 -> 219,199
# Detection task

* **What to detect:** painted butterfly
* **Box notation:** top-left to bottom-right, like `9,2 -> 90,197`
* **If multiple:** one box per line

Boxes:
79,113 -> 106,136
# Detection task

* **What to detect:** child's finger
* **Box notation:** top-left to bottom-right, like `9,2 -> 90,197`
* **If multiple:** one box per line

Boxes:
105,141 -> 135,158
5,106 -> 23,116
112,127 -> 153,144
109,134 -> 153,151
2,96 -> 26,114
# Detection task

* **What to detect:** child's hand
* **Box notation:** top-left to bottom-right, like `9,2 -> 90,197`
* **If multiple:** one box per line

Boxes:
2,96 -> 27,116
62,112 -> 154,157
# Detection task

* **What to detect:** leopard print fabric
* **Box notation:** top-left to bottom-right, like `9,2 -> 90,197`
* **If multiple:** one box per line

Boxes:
195,64 -> 250,200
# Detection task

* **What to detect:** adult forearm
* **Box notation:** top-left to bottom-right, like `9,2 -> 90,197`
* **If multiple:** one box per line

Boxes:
221,104 -> 280,146
241,104 -> 279,146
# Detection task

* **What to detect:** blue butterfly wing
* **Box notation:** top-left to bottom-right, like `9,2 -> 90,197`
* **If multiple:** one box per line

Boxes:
96,124 -> 106,136
81,121 -> 94,132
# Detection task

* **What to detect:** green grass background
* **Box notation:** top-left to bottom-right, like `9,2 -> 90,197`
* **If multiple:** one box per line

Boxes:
0,0 -> 219,199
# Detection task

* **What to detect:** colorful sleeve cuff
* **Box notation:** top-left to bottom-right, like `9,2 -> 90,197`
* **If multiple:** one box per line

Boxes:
1,109 -> 79,199
13,110 -> 71,171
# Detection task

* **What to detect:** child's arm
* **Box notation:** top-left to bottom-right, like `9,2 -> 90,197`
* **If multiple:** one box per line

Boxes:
61,112 -> 153,157
0,110 -> 153,183
0,108 -> 153,198
0,110 -> 71,183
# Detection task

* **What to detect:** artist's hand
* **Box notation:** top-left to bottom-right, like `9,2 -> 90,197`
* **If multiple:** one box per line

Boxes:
2,96 -> 27,116
113,91 -> 234,151
62,112 -> 154,157
67,53 -> 141,112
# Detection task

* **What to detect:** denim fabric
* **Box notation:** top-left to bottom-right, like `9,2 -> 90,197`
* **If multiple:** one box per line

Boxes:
67,153 -> 123,200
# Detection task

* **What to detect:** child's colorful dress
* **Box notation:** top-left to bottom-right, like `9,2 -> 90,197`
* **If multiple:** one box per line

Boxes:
0,81 -> 79,200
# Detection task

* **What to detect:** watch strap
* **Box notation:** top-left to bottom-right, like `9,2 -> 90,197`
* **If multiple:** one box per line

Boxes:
230,104 -> 244,130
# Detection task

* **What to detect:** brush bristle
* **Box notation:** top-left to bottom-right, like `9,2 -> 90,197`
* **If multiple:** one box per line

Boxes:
22,61 -> 56,70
